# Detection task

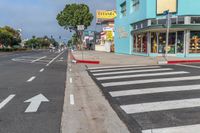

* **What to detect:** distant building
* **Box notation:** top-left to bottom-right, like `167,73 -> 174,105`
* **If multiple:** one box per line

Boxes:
115,0 -> 200,57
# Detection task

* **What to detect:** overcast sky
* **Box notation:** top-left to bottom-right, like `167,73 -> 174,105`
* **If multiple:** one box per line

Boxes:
0,0 -> 115,41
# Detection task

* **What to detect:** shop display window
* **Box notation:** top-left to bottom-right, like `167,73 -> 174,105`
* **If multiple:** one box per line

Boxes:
190,31 -> 200,53
133,34 -> 137,52
133,33 -> 147,53
177,31 -> 184,53
168,32 -> 176,54
136,34 -> 142,52
142,33 -> 147,53
158,33 -> 166,54
151,33 -> 157,53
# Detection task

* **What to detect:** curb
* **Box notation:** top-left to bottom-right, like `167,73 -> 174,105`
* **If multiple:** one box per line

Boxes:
158,60 -> 200,65
69,50 -> 100,64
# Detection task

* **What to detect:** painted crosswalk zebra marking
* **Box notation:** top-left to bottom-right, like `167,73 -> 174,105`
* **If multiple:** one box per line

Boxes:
90,66 -> 160,73
87,64 -> 200,133
97,71 -> 188,80
102,75 -> 200,87
93,68 -> 173,76
109,84 -> 200,97
120,98 -> 200,114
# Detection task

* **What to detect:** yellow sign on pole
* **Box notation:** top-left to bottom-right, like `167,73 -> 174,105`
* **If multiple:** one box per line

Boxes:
96,10 -> 117,19
106,31 -> 113,41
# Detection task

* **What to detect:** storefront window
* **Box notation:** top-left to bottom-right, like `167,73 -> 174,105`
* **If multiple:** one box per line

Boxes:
133,33 -> 147,53
151,32 -> 157,53
142,33 -> 147,53
191,17 -> 200,24
178,17 -> 184,24
136,34 -> 142,52
158,33 -> 166,53
190,31 -> 200,53
171,18 -> 177,24
133,34 -> 137,52
177,31 -> 184,53
168,32 -> 176,54
151,19 -> 157,25
158,19 -> 166,25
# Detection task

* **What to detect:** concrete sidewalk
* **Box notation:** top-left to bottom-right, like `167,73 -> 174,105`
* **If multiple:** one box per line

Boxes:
61,53 -> 129,133
72,50 -> 200,66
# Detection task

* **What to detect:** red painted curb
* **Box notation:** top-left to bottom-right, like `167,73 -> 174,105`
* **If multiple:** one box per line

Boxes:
76,60 -> 100,64
168,60 -> 200,64
69,50 -> 100,64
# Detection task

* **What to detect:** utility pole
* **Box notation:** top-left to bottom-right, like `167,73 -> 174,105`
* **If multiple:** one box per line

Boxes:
164,10 -> 171,57
77,25 -> 85,60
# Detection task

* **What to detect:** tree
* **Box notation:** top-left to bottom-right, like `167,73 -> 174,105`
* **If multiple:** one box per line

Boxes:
24,36 -> 59,49
57,4 -> 93,31
0,26 -> 21,47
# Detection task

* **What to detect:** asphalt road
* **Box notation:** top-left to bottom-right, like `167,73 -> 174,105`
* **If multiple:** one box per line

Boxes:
0,49 -> 67,133
87,63 -> 200,133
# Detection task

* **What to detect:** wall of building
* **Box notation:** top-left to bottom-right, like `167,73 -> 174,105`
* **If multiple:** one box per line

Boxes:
115,0 -> 200,55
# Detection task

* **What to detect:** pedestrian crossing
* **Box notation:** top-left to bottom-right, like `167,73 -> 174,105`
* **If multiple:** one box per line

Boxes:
88,64 -> 200,133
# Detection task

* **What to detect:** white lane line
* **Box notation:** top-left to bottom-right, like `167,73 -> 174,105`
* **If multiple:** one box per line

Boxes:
70,77 -> 73,83
70,94 -> 75,105
40,68 -> 44,72
88,65 -> 148,70
91,66 -> 160,73
110,84 -> 200,97
102,75 -> 200,87
46,51 -> 65,66
121,98 -> 200,114
142,124 -> 200,133
0,95 -> 15,110
93,68 -> 173,76
31,56 -> 47,63
176,64 -> 200,69
27,76 -> 36,82
98,71 -> 189,80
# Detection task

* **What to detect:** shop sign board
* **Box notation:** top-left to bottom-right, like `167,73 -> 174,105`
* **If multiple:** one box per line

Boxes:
96,10 -> 117,19
157,0 -> 177,15
77,25 -> 85,31
106,31 -> 113,41
103,27 -> 114,32
117,27 -> 128,38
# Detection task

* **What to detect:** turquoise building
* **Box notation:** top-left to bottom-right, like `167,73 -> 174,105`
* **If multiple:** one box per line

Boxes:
115,0 -> 200,57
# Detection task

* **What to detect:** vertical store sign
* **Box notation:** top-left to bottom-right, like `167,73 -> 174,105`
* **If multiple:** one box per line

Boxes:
157,0 -> 177,15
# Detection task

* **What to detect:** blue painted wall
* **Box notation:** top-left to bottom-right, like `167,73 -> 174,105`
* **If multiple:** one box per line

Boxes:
115,0 -> 200,55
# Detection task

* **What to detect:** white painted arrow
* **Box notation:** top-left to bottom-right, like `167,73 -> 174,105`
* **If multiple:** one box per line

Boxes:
24,94 -> 49,113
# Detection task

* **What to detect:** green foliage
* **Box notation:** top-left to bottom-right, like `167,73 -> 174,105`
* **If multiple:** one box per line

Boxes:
56,3 -> 94,30
25,36 -> 59,49
0,26 -> 21,47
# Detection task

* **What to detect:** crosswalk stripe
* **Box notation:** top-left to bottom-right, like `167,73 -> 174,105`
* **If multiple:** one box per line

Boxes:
176,64 -> 200,69
91,66 -> 160,73
102,75 -> 200,87
88,65 -> 147,70
121,98 -> 200,114
142,124 -> 200,133
97,71 -> 189,80
93,68 -> 173,76
110,84 -> 200,97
